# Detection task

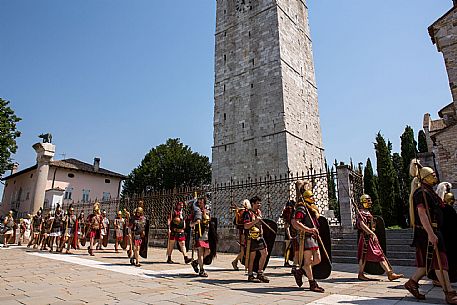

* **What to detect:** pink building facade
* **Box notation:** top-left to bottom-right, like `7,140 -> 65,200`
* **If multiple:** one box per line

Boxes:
1,157 -> 125,218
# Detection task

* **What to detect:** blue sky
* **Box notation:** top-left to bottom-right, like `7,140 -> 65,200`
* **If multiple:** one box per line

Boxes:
0,1 -> 453,193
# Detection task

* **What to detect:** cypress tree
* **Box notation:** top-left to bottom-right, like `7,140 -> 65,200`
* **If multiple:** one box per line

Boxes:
400,126 -> 417,192
326,160 -> 338,219
374,132 -> 397,226
392,153 -> 408,227
363,158 -> 381,216
418,130 -> 428,153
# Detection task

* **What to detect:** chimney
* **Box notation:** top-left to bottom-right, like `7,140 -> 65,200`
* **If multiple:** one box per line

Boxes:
10,163 -> 19,175
94,158 -> 100,172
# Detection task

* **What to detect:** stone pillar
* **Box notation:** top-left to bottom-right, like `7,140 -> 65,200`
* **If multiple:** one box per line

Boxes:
31,142 -> 55,213
337,163 -> 356,231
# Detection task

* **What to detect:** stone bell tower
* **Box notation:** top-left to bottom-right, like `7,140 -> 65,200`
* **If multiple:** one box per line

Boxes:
212,0 -> 324,184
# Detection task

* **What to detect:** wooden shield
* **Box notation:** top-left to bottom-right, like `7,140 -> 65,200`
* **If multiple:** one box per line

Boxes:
139,219 -> 150,259
364,216 -> 387,275
245,219 -> 277,273
312,216 -> 332,279
203,218 -> 218,265
184,220 -> 192,252
428,205 -> 457,282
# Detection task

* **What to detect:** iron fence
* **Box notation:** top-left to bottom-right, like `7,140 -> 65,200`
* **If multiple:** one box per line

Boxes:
40,168 -> 360,230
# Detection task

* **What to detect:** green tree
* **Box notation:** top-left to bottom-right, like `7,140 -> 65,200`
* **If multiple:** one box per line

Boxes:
363,158 -> 381,216
326,160 -> 338,219
0,98 -> 21,177
392,153 -> 408,227
122,138 -> 211,196
418,130 -> 428,153
400,126 -> 416,190
374,132 -> 398,226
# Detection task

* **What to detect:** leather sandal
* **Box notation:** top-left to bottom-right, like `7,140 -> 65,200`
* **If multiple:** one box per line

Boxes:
309,280 -> 325,293
404,279 -> 425,300
387,271 -> 403,281
445,291 -> 457,305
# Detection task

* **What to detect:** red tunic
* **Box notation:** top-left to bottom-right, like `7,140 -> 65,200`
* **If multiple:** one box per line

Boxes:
356,210 -> 385,263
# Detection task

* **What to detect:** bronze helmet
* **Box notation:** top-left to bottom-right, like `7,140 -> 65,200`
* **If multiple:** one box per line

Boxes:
360,194 -> 372,209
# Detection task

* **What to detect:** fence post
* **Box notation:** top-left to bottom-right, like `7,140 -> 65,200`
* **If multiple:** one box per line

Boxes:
336,163 -> 356,230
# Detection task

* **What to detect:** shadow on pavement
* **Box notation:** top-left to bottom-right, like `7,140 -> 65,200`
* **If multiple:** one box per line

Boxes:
231,286 -> 302,294
322,277 -> 363,283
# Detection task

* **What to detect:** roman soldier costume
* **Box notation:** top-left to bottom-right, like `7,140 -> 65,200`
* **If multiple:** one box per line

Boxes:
2,211 -> 15,247
437,182 -> 457,283
40,213 -> 52,251
28,208 -> 43,248
114,211 -> 124,253
281,200 -> 296,268
356,194 -> 403,281
167,202 -> 191,264
87,202 -> 102,256
64,205 -> 78,254
100,210 -> 110,249
292,189 -> 325,292
131,204 -> 148,266
231,199 -> 250,271
241,196 -> 270,283
49,205 -> 63,252
404,159 -> 457,304
77,212 -> 85,248
190,196 -> 217,277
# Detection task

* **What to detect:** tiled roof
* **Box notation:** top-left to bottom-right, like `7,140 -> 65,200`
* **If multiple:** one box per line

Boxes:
50,159 -> 126,178
2,158 -> 126,181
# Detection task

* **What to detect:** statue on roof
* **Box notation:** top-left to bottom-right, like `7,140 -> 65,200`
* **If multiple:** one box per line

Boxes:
38,133 -> 52,143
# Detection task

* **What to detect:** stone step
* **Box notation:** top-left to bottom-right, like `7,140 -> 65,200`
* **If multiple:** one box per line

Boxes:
332,249 -> 415,260
332,243 -> 414,252
332,256 -> 415,267
331,238 -> 412,247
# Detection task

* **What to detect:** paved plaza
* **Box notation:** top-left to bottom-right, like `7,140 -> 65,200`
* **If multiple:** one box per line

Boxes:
0,245 -> 453,305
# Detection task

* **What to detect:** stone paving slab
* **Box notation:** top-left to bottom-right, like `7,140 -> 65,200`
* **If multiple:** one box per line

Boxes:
0,245 -> 455,304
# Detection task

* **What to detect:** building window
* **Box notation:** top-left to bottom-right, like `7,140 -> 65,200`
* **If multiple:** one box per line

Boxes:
105,179 -> 111,184
82,189 -> 90,203
224,113 -> 226,121
64,188 -> 73,200
102,192 -> 110,201
68,173 -> 75,178
26,192 -> 30,200
255,149 -> 258,156
30,174 -> 33,178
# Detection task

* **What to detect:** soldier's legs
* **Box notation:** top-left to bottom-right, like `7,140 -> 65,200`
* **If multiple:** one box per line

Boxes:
248,250 -> 256,275
379,259 -> 403,280
49,237 -> 55,251
166,239 -> 174,257
178,240 -> 191,263
258,248 -> 268,273
302,250 -> 314,280
303,250 -> 324,292
134,244 -> 140,266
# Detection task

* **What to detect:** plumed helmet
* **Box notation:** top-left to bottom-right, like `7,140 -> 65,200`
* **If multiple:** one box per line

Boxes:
302,190 -> 315,204
360,194 -> 372,209
444,192 -> 455,205
242,199 -> 251,210
136,207 -> 144,215
117,211 -> 122,216
93,201 -> 100,213
8,210 -> 13,216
